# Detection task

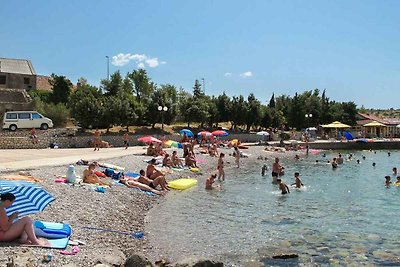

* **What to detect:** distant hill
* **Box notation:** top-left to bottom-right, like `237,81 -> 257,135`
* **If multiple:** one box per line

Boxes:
359,108 -> 400,118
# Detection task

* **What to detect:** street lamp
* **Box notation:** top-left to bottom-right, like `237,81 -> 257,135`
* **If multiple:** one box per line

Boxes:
305,113 -> 313,127
158,106 -> 168,131
106,56 -> 110,81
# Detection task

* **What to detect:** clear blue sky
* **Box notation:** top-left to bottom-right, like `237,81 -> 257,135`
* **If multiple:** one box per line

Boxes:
1,0 -> 399,108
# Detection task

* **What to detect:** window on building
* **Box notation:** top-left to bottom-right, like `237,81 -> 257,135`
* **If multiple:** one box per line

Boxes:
0,75 -> 6,84
18,113 -> 31,119
24,77 -> 30,84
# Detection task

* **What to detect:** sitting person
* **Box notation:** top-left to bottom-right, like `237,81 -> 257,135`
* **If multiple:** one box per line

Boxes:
137,169 -> 169,191
162,153 -> 172,167
146,143 -> 156,156
171,151 -> 183,168
119,177 -> 165,195
205,174 -> 217,190
155,142 -> 165,156
83,163 -> 109,186
0,193 -> 48,245
185,151 -> 197,168
146,159 -> 165,180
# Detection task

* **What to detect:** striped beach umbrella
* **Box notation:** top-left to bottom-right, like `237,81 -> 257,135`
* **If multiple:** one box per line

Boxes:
137,136 -> 162,144
3,186 -> 55,218
0,180 -> 41,190
211,130 -> 229,137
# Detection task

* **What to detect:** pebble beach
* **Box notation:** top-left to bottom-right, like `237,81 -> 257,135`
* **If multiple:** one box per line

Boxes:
0,145 -> 277,266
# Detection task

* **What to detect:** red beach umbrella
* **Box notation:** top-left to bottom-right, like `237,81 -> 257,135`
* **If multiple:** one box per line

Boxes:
211,130 -> 229,137
137,136 -> 162,144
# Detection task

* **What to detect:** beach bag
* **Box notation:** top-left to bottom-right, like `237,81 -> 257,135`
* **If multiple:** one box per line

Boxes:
66,165 -> 77,183
104,168 -> 115,177
111,172 -> 123,180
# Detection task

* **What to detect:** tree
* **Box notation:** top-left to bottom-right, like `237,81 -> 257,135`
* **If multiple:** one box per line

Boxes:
146,84 -> 178,128
101,71 -> 123,96
127,69 -> 155,103
69,84 -> 103,129
215,92 -> 231,127
268,93 -> 275,108
287,93 -> 304,130
230,95 -> 247,130
193,79 -> 204,97
49,74 -> 72,105
245,93 -> 262,131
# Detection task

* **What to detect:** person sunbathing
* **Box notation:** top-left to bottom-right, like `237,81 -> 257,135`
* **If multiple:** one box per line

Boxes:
146,143 -> 156,156
146,159 -> 165,180
119,177 -> 165,195
155,143 -> 165,156
83,163 -> 109,186
185,151 -> 197,168
171,151 -> 183,168
137,170 -> 169,191
162,153 -> 172,167
0,193 -> 48,245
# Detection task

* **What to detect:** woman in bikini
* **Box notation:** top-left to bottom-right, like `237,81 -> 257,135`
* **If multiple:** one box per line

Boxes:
0,193 -> 47,245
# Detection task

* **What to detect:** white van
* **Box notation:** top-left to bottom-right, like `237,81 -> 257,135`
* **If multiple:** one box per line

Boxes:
3,111 -> 53,131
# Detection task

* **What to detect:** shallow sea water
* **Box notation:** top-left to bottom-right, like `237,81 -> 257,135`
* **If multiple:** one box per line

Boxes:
147,150 -> 400,266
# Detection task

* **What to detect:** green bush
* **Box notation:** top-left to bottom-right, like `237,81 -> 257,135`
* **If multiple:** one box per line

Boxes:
42,103 -> 70,127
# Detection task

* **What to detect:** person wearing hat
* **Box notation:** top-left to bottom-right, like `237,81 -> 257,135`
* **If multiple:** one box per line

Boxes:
291,172 -> 304,188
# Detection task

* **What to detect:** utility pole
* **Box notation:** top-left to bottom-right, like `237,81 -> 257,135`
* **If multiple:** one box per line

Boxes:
106,56 -> 110,80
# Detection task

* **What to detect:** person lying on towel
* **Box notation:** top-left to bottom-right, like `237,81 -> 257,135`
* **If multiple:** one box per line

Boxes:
137,169 -> 169,191
83,163 -> 109,186
0,193 -> 48,245
119,176 -> 165,195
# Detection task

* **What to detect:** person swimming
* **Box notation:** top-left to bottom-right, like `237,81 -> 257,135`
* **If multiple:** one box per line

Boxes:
385,176 -> 391,187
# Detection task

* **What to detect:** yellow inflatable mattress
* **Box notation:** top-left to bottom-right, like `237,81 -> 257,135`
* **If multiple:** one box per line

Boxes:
168,178 -> 198,190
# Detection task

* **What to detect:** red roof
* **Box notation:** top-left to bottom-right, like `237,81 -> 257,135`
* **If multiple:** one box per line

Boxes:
357,113 -> 400,126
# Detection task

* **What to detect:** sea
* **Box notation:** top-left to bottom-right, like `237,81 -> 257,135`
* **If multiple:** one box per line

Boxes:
147,149 -> 400,266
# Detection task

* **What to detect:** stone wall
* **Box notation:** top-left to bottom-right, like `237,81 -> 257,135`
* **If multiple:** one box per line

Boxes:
0,130 -> 268,149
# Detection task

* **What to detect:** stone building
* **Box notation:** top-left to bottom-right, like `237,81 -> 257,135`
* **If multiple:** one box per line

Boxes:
0,58 -> 48,120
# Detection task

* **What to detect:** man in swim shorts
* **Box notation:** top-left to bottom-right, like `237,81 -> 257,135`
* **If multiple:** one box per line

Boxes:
272,157 -> 283,183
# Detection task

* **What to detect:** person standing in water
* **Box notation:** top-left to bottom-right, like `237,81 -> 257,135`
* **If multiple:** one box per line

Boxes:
272,157 -> 284,183
217,153 -> 225,181
291,172 -> 304,188
277,178 -> 290,195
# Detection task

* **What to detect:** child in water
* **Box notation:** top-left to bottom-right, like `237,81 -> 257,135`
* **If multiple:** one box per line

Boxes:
385,176 -> 391,187
261,164 -> 268,176
291,172 -> 304,188
277,178 -> 290,195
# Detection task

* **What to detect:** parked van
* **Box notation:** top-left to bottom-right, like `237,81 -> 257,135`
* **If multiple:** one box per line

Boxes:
2,111 -> 53,131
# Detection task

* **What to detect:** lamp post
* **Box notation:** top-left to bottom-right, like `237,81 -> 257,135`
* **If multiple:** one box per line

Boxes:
158,106 -> 168,131
106,56 -> 110,81
305,113 -> 313,128
201,78 -> 205,94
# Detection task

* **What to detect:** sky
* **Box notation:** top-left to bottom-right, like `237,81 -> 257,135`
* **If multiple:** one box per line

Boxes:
1,0 -> 400,109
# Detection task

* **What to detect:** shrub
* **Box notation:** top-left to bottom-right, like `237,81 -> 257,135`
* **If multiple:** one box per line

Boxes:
42,103 -> 69,127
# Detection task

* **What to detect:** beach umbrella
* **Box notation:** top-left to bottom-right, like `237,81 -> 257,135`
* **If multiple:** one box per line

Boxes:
164,140 -> 183,149
256,131 -> 270,136
197,131 -> 213,139
179,129 -> 194,137
211,130 -> 229,137
137,136 -> 162,144
3,186 -> 55,218
363,121 -> 386,127
0,180 -> 41,190
321,121 -> 351,128
306,127 -> 317,131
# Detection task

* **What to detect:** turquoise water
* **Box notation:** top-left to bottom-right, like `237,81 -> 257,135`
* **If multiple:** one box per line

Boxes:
147,150 -> 400,266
